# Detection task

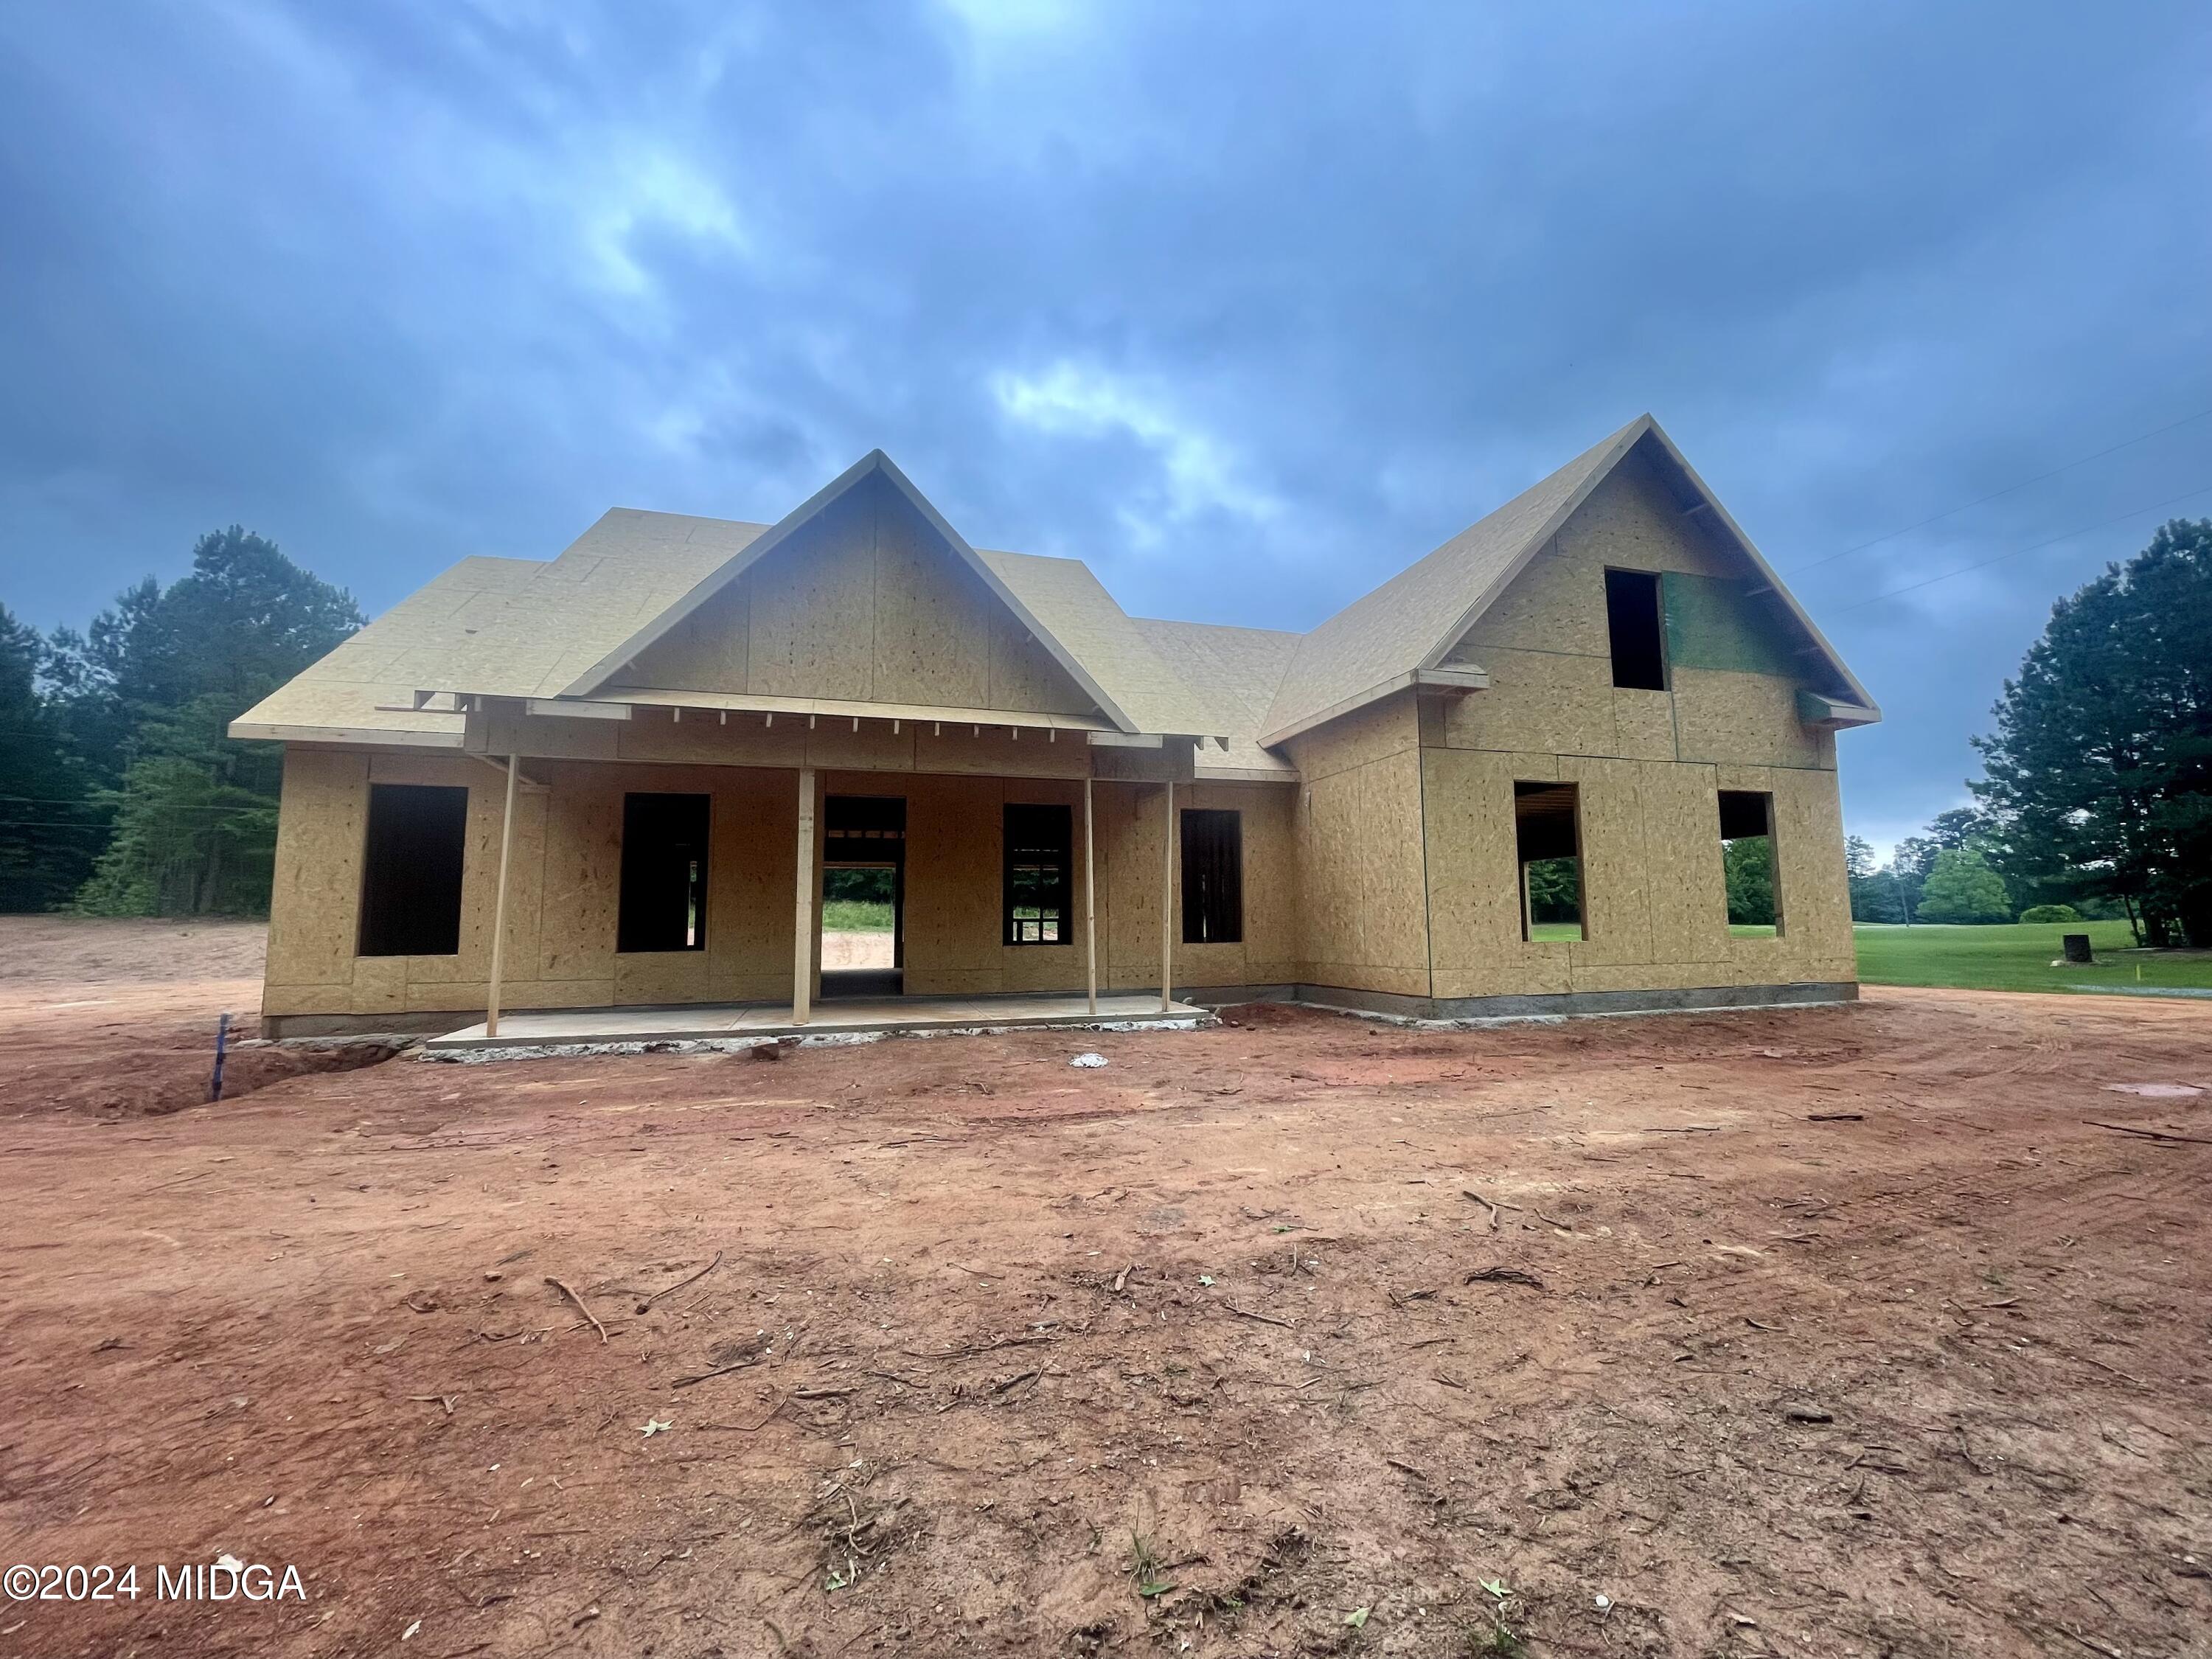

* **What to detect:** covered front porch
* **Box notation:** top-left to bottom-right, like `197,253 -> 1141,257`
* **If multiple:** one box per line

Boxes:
254,691 -> 1297,1040
426,990 -> 1208,1051
473,749 -> 1192,1040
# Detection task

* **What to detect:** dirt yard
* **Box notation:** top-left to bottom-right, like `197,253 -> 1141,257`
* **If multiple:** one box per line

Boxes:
1,920 -> 2208,1658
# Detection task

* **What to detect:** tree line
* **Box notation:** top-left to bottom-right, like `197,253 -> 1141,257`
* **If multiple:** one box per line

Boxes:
0,528 -> 360,915
1848,518 -> 2211,945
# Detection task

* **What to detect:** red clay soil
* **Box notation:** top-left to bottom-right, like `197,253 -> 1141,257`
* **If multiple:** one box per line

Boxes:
0,917 -> 389,1119
1,922 -> 2209,1658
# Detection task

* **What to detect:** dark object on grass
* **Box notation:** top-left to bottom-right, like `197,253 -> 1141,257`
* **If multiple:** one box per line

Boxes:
2062,933 -> 2094,964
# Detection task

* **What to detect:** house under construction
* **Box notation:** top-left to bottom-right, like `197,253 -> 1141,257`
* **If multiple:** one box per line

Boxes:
232,414 -> 1878,1044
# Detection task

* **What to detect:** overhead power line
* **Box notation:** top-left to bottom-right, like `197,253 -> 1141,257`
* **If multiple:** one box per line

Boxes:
1787,400 -> 2212,577
1832,481 -> 2212,614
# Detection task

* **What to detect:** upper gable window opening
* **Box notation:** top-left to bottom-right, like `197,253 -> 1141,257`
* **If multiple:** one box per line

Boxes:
1604,568 -> 1668,692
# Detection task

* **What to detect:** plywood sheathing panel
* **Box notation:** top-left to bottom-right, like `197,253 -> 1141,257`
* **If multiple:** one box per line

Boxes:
1612,688 -> 1677,762
1419,754 -> 1854,998
872,489 -> 995,707
1439,646 -> 1621,757
622,582 -> 751,695
488,702 -> 1102,781
1554,755 -> 1654,970
912,725 -> 1091,779
535,771 -> 622,983
1422,748 -> 1551,991
1673,671 -> 1826,769
265,748 -> 369,987
1441,456 -> 1828,765
1281,693 -> 1430,998
229,557 -> 548,747
748,481 -> 888,700
1636,761 -> 1734,966
1761,763 -> 1854,965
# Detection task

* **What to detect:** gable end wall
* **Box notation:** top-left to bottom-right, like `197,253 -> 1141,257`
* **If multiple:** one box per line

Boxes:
622,473 -> 1096,718
1416,453 -> 1856,1002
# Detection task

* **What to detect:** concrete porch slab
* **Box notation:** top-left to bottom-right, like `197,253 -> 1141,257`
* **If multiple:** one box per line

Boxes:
422,992 -> 1208,1051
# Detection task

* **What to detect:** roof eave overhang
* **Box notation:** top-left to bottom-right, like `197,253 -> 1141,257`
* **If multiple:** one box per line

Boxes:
1257,666 -> 1489,749
1796,689 -> 1882,729
226,720 -> 466,749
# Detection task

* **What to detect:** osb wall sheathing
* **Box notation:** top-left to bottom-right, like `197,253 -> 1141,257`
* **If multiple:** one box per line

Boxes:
260,748 -> 1297,1021
263,748 -> 801,1019
899,773 -> 1295,998
1281,694 -> 1433,998
1419,451 -> 1855,998
620,471 -> 1096,719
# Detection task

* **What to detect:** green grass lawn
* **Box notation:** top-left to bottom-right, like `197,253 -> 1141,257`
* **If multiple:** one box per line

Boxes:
821,898 -> 894,932
1854,920 -> 2212,996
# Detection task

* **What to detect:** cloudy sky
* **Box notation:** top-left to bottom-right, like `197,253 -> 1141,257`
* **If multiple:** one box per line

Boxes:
3,1 -> 2207,853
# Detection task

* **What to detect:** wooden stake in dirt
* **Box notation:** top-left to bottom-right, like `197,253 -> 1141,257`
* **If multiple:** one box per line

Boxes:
485,754 -> 520,1040
545,1276 -> 607,1343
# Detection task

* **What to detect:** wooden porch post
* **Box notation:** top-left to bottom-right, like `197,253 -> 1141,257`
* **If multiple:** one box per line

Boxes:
1083,775 -> 1098,1016
1159,777 -> 1174,1013
484,753 -> 519,1039
792,765 -> 815,1025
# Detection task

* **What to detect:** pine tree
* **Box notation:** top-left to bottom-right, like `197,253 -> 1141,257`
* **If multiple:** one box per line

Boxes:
1972,519 -> 2212,945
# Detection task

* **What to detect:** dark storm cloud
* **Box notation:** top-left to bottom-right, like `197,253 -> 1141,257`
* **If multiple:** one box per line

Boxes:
3,0 -> 2208,849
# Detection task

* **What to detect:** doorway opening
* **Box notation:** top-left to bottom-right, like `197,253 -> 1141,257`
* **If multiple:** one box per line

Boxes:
821,795 -> 905,999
